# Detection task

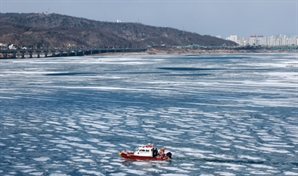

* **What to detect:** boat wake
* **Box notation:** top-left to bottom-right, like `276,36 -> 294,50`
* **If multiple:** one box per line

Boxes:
173,157 -> 298,167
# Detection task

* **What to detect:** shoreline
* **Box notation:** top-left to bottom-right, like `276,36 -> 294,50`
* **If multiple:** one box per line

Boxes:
1,48 -> 297,59
90,48 -> 298,56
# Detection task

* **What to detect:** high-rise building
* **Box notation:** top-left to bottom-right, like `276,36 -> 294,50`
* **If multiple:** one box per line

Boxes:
256,35 -> 265,46
248,35 -> 256,45
267,36 -> 276,46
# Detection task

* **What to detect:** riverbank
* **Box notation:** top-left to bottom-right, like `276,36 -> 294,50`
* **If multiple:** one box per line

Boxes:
1,47 -> 297,58
91,47 -> 298,56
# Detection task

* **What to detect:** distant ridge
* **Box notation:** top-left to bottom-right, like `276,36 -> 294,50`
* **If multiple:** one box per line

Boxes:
0,13 -> 237,48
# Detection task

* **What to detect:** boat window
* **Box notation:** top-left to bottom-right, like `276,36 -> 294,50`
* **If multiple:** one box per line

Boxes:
146,150 -> 149,152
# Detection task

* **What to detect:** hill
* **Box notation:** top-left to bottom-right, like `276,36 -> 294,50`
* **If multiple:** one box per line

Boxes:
0,13 -> 237,48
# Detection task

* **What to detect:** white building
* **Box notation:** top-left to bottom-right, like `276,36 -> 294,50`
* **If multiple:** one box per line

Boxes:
256,35 -> 265,46
237,38 -> 247,46
248,35 -> 257,45
267,36 -> 276,46
288,35 -> 298,45
226,35 -> 238,44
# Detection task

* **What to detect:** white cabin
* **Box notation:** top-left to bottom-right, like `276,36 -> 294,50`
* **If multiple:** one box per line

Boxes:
134,144 -> 157,157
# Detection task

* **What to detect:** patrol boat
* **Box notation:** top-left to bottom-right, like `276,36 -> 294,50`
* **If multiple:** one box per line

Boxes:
118,143 -> 172,160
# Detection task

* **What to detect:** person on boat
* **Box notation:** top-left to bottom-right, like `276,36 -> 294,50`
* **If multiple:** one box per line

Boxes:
158,148 -> 166,157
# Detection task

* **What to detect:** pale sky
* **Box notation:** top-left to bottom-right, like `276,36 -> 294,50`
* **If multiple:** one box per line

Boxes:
0,0 -> 297,38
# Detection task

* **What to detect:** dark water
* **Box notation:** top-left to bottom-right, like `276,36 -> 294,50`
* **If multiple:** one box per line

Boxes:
0,53 -> 297,176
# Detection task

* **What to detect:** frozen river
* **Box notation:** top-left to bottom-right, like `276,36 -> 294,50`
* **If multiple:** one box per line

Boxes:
0,53 -> 298,175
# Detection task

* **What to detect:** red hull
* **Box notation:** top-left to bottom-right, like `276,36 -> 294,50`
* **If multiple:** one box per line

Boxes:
119,152 -> 169,161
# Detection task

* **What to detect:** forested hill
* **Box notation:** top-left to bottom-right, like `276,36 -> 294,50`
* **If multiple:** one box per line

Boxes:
0,13 -> 237,48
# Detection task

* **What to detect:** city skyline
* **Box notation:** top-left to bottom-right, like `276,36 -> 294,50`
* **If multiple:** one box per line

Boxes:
225,34 -> 298,46
0,0 -> 297,38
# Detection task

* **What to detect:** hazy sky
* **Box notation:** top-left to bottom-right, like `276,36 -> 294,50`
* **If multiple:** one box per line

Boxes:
0,0 -> 297,38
